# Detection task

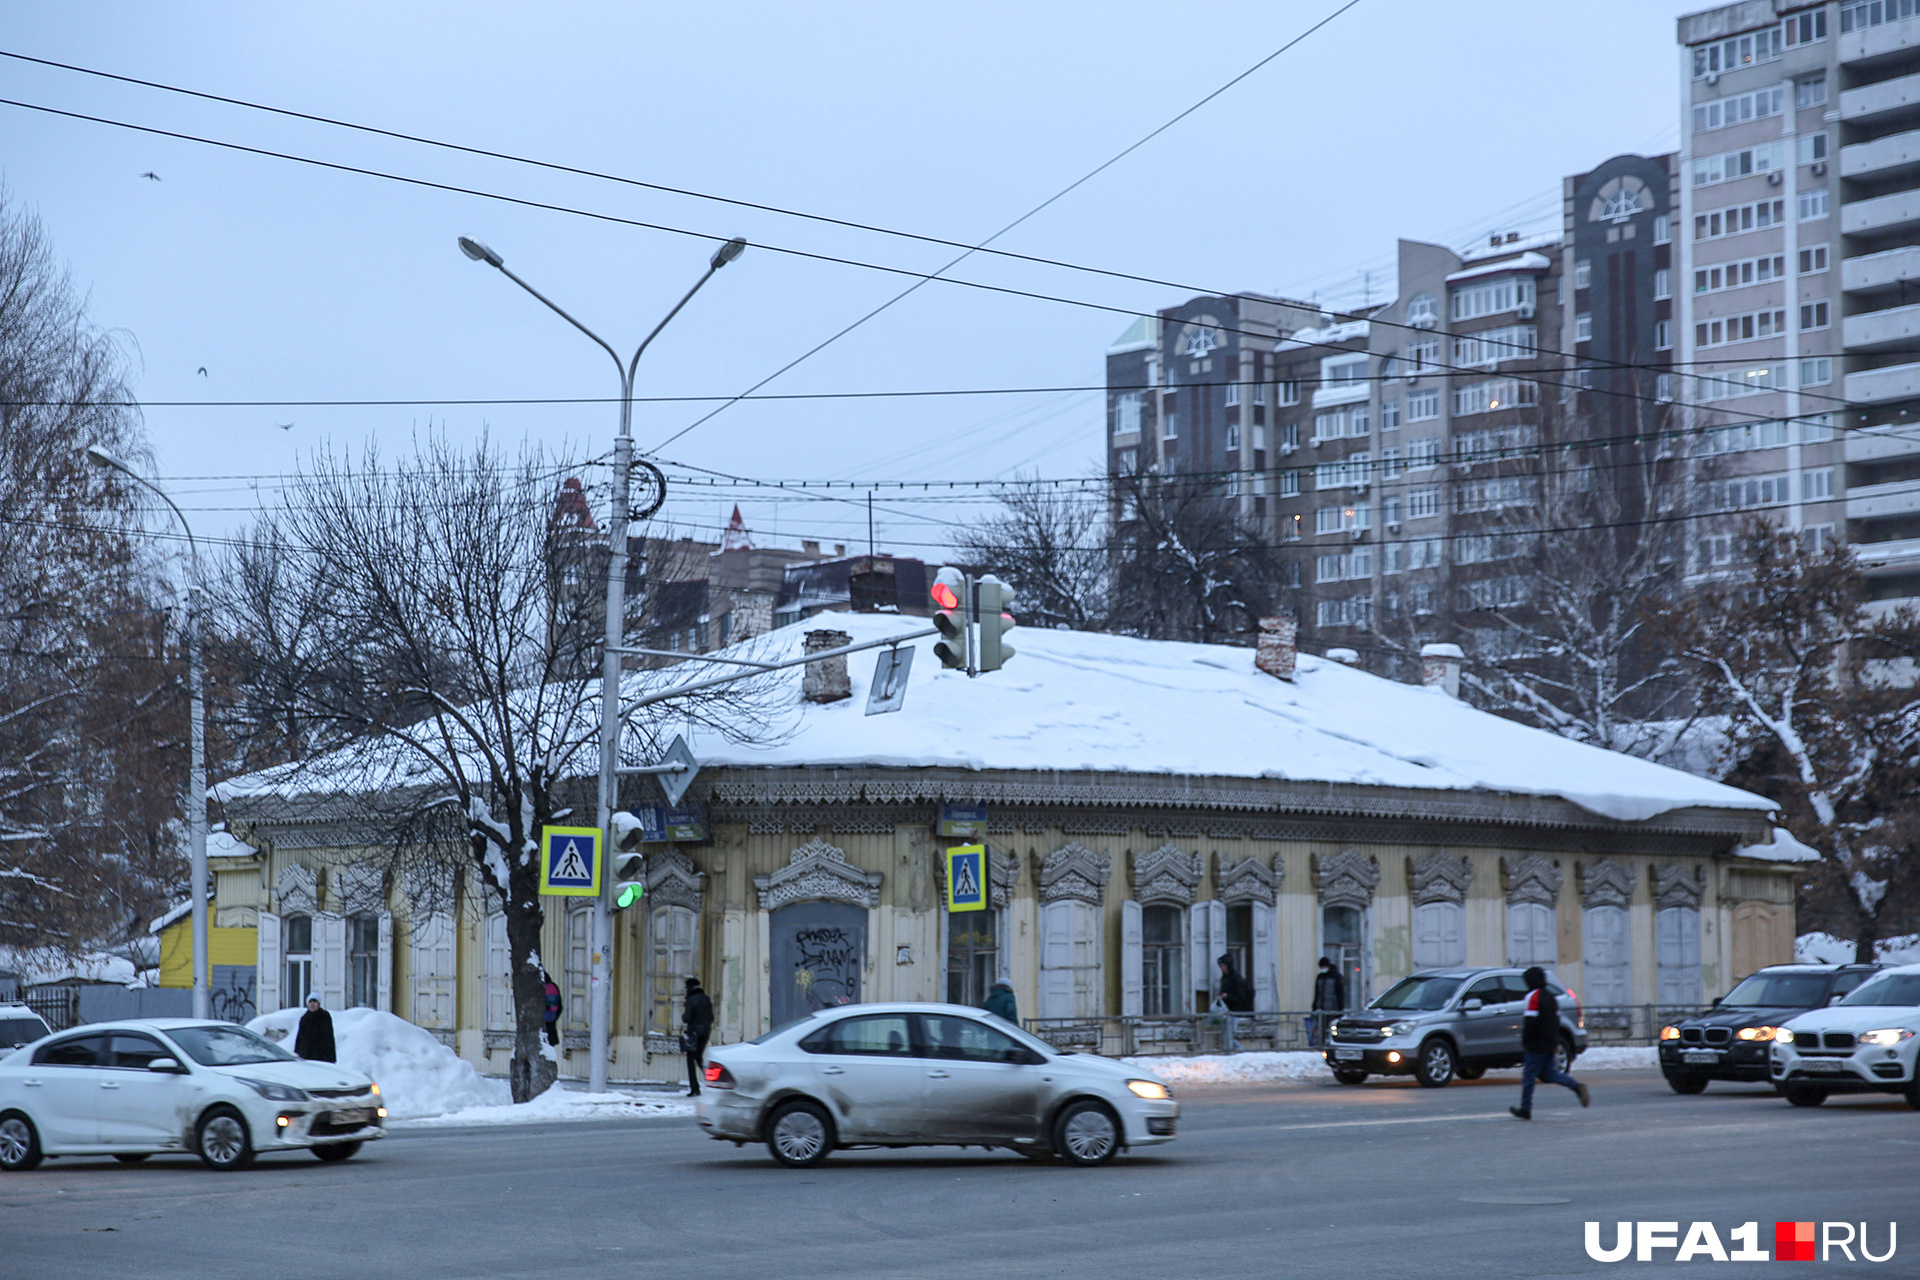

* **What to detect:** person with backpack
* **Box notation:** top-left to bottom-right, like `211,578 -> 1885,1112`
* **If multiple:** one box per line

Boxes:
541,970 -> 562,1047
1511,966 -> 1591,1119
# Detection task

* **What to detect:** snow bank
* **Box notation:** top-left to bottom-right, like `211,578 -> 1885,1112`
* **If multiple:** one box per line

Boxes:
1120,1045 -> 1657,1084
249,1007 -> 508,1118
1798,932 -> 1920,965
401,1084 -> 693,1127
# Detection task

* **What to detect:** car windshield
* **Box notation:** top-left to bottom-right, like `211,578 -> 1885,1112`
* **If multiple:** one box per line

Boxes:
167,1024 -> 299,1066
1839,974 -> 1920,1008
1371,976 -> 1464,1011
1720,972 -> 1832,1008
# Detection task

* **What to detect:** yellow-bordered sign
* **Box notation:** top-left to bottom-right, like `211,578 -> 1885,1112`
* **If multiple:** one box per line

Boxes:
538,825 -> 602,897
946,843 -> 987,913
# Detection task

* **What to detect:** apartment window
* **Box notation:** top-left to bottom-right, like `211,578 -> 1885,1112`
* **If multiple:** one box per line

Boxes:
1451,276 -> 1536,322
1280,422 -> 1300,451
1575,313 -> 1593,343
1281,512 -> 1302,541
1699,363 -> 1787,400
1452,324 -> 1536,368
1278,380 -> 1301,406
1383,543 -> 1405,574
1690,27 -> 1782,77
1225,423 -> 1241,450
1802,413 -> 1835,442
1692,86 -> 1785,134
1694,309 -> 1789,348
1315,600 -> 1344,628
1724,474 -> 1792,510
1114,447 -> 1137,474
1347,451 -> 1370,485
1786,10 -> 1827,44
283,914 -> 314,1006
1802,468 -> 1834,501
1380,447 -> 1403,479
1112,392 -> 1143,436
1322,354 -> 1368,388
1314,411 -> 1346,442
1452,378 -> 1538,416
1657,373 -> 1674,402
1694,254 -> 1787,294
1842,2 -> 1912,34
1408,437 -> 1441,470
1804,523 -> 1835,555
1692,141 -> 1786,188
1460,576 -> 1531,611
1797,133 -> 1828,166
1454,423 -> 1538,464
1162,408 -> 1179,439
1408,487 -> 1442,520
1654,268 -> 1671,300
1315,460 -> 1348,490
1381,401 -> 1401,431
348,913 -> 381,1009
1252,381 -> 1266,406
1655,319 -> 1672,351
1382,495 -> 1403,526
1279,469 -> 1301,498
1350,405 -> 1371,436
1406,293 -> 1438,328
1574,259 -> 1592,290
1700,419 -> 1792,455
1406,389 -> 1440,422
1796,73 -> 1828,109
1694,199 -> 1785,241
1800,300 -> 1829,331
1654,214 -> 1671,245
1799,244 -> 1828,274
1799,187 -> 1828,221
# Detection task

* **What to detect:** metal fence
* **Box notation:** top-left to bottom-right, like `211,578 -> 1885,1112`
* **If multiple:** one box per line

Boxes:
16,986 -> 196,1033
22,989 -> 77,1032
1025,1006 -> 1689,1058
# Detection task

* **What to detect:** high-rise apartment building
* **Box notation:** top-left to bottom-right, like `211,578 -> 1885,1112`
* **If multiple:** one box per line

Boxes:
1675,2 -> 1913,597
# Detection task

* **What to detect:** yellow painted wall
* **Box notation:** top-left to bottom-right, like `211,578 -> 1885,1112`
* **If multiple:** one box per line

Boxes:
157,923 -> 258,987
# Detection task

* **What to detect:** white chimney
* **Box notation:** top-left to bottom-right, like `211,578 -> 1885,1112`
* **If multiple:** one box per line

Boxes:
1421,642 -> 1464,697
1255,615 -> 1297,681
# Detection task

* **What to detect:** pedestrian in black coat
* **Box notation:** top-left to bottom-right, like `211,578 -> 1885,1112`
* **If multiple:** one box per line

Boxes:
1310,958 -> 1346,1047
683,977 -> 714,1096
294,995 -> 336,1063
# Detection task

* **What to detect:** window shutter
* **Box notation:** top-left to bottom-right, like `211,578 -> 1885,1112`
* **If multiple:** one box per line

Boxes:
1251,901 -> 1277,1013
566,904 -> 592,1029
316,914 -> 348,1011
410,913 -> 455,1029
376,911 -> 393,1012
1583,905 -> 1630,1007
257,912 -> 281,1013
1657,907 -> 1701,1006
1037,901 -> 1074,1021
1442,903 -> 1464,967
1507,902 -> 1555,967
484,910 -> 511,1031
1121,900 -> 1143,1018
1072,902 -> 1102,1019
1205,900 -> 1226,995
1188,903 -> 1212,997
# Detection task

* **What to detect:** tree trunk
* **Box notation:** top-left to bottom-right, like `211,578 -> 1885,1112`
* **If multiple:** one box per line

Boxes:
1854,913 -> 1880,967
504,876 -> 556,1104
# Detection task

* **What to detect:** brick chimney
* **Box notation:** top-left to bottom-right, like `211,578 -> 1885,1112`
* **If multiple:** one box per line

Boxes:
1254,615 -> 1296,682
1421,642 -> 1464,698
802,629 -> 852,703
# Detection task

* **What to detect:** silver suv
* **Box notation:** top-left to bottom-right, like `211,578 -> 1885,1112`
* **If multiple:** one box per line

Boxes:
1323,967 -> 1588,1088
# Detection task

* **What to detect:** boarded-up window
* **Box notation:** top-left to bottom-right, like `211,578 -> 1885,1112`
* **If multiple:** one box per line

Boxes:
1583,905 -> 1631,1007
1412,901 -> 1465,969
1039,900 -> 1103,1020
649,904 -> 698,1038
1506,902 -> 1557,967
1657,906 -> 1703,1007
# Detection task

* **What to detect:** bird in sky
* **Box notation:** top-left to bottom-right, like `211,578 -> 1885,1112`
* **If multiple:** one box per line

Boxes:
196,367 -> 207,377
140,172 -> 161,181
274,422 -> 294,431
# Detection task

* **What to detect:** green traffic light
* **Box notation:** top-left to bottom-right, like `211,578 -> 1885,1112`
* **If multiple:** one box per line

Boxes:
615,883 -> 644,910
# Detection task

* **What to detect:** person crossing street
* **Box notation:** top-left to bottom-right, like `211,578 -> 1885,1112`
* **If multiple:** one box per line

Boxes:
1511,966 -> 1590,1119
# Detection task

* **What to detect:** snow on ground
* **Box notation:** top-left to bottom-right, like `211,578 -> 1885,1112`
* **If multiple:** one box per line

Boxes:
1120,1045 -> 1656,1084
402,1084 -> 693,1127
1796,932 -> 1920,966
250,1006 -> 508,1118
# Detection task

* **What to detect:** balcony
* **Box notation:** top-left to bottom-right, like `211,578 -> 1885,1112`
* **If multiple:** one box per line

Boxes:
1842,70 -> 1920,124
1855,536 -> 1920,572
1846,301 -> 1920,350
1842,127 -> 1920,182
1846,423 -> 1920,463
1845,360 -> 1920,403
1843,188 -> 1920,238
1311,382 -> 1370,409
1844,245 -> 1920,294
1846,477 -> 1920,521
1840,13 -> 1920,68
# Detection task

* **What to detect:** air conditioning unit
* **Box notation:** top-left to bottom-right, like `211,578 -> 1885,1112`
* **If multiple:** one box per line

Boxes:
1706,71 -> 1719,85
1386,520 -> 1402,532
1280,442 -> 1297,455
1349,527 -> 1367,542
1767,170 -> 1783,185
1516,301 -> 1535,319
1812,160 -> 1827,177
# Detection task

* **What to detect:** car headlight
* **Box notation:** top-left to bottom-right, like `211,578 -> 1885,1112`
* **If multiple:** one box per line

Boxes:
1736,1026 -> 1778,1042
1127,1079 -> 1171,1100
1326,1020 -> 1341,1039
1859,1028 -> 1916,1047
237,1077 -> 310,1103
1659,1025 -> 1681,1041
369,1082 -> 381,1097
1775,1028 -> 1794,1045
1388,1021 -> 1417,1038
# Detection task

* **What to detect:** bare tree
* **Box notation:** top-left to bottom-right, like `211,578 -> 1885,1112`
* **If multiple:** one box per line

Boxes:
0,189 -> 181,952
954,482 -> 1109,631
1666,526 -> 1920,962
211,435 -> 779,1101
1109,473 -> 1293,644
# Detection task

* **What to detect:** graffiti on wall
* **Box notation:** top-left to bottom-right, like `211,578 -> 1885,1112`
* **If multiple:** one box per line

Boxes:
209,964 -> 257,1025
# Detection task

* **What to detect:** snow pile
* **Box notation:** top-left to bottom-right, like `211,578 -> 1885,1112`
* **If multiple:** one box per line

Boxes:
1734,827 -> 1822,863
1798,932 -> 1920,965
249,1006 -> 508,1118
1121,1045 -> 1657,1084
402,1084 -> 694,1127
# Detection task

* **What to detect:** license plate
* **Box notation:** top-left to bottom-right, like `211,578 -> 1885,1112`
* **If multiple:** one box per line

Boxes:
1333,1048 -> 1362,1061
1796,1059 -> 1847,1074
328,1107 -> 374,1125
1682,1050 -> 1720,1064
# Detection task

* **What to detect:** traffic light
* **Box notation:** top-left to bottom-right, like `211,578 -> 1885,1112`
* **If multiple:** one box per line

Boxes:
609,811 -> 648,910
931,567 -> 970,671
975,575 -> 1017,673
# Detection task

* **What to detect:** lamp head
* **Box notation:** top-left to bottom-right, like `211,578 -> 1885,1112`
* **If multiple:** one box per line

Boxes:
710,237 -> 747,270
84,444 -> 125,472
458,236 -> 504,268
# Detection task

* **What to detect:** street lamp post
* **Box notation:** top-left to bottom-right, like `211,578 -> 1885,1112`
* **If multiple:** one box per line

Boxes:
84,447 -> 209,1021
459,236 -> 745,1094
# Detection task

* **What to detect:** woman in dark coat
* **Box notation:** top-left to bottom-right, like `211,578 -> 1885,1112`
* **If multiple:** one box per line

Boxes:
294,995 -> 337,1062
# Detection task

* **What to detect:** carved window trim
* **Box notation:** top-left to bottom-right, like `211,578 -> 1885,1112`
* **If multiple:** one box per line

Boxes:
754,837 -> 883,910
1314,847 -> 1380,910
1580,857 -> 1638,910
1408,849 -> 1473,908
1215,852 -> 1281,907
1653,860 -> 1706,910
275,863 -> 318,917
1038,842 -> 1112,906
1501,854 -> 1564,908
1129,843 -> 1203,907
646,850 -> 707,913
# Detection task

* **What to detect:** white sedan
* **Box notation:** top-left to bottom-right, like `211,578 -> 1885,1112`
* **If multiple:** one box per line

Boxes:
695,1001 -> 1178,1167
0,1018 -> 386,1171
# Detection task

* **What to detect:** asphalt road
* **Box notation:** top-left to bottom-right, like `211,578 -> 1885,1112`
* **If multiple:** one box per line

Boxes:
5,1068 -> 1915,1279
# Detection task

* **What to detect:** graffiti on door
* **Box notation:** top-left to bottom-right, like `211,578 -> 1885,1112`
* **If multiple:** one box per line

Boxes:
769,901 -> 866,1029
794,926 -> 860,1010
210,964 -> 258,1024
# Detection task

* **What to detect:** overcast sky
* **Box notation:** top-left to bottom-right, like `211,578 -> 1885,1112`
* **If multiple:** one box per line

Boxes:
4,1 -> 1695,558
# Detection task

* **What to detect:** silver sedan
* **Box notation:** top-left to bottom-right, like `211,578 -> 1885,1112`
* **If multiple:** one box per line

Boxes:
694,1002 -> 1177,1167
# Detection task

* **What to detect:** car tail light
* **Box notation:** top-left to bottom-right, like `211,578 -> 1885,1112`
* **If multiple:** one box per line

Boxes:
704,1063 -> 735,1089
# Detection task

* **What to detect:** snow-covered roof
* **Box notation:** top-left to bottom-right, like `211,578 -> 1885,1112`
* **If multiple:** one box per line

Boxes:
676,616 -> 1772,825
1457,232 -> 1561,264
1733,827 -> 1821,863
0,949 -> 139,987
1276,320 -> 1369,353
1446,251 -> 1553,285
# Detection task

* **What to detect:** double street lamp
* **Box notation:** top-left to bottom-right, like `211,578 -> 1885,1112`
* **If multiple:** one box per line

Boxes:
458,234 -> 746,1093
83,447 -> 210,1021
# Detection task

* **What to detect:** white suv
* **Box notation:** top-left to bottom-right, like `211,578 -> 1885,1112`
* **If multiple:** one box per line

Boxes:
0,1006 -> 51,1053
1771,963 -> 1920,1108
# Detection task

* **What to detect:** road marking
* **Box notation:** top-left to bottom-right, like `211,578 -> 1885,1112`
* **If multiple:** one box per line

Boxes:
1459,1194 -> 1572,1205
1254,1112 -> 1519,1132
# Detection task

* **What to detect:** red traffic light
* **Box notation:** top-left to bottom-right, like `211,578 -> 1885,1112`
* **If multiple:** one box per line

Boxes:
931,581 -> 960,610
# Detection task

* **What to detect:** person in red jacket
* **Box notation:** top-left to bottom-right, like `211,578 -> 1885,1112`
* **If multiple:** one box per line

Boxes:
1511,966 -> 1590,1119
541,971 -> 562,1047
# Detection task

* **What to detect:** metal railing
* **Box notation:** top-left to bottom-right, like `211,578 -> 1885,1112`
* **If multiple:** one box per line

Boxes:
22,989 -> 78,1032
1025,1006 -> 1691,1057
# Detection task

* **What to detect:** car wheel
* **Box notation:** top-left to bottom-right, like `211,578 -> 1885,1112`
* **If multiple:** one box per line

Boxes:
1053,1099 -> 1121,1166
1455,1065 -> 1486,1081
113,1153 -> 152,1163
0,1112 -> 42,1172
1781,1085 -> 1828,1108
1554,1037 -> 1577,1077
1332,1068 -> 1369,1085
1906,1080 -> 1920,1112
1664,1072 -> 1709,1095
312,1142 -> 361,1163
195,1105 -> 255,1171
1414,1039 -> 1457,1088
765,1100 -> 833,1168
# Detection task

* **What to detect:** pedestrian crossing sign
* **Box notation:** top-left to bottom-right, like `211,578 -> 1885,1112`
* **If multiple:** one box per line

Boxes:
539,825 -> 602,897
946,844 -> 986,913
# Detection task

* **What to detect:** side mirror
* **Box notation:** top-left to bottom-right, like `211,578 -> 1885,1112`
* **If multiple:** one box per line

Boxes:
1017,1048 -> 1047,1066
1462,998 -> 1483,1012
1710,997 -> 1722,1009
1829,994 -> 1845,1005
147,1057 -> 185,1074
